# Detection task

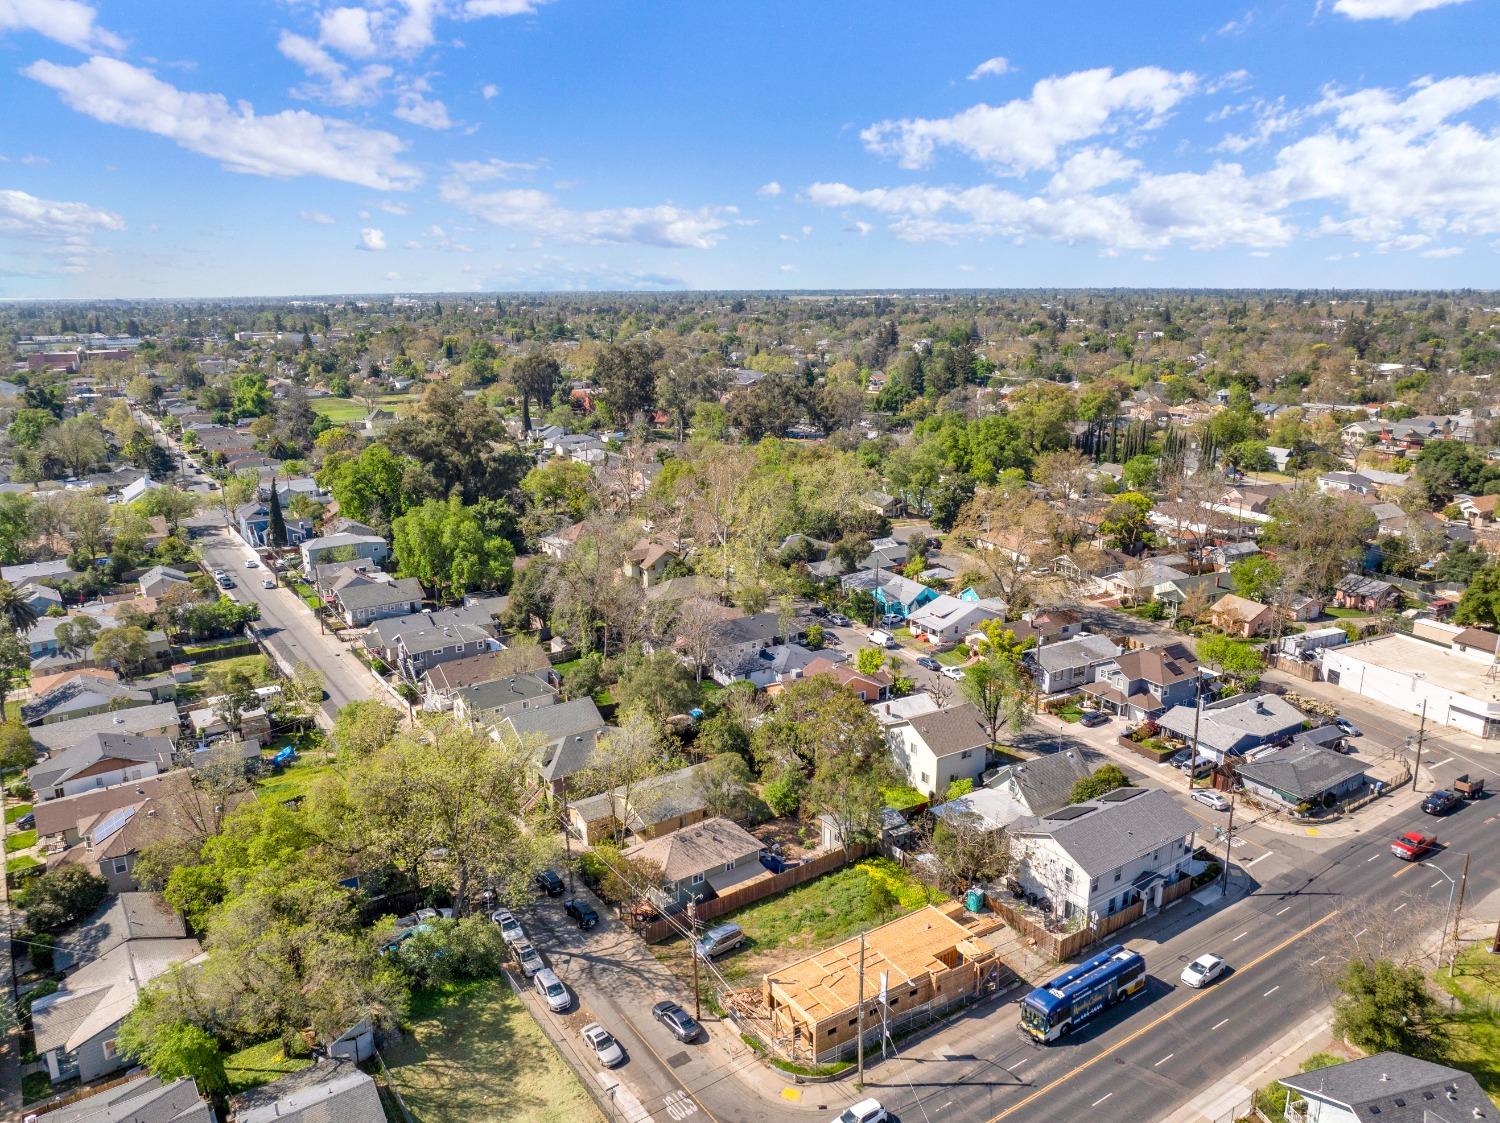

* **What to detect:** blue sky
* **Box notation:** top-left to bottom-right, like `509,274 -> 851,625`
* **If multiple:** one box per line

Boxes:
3,0 -> 1500,297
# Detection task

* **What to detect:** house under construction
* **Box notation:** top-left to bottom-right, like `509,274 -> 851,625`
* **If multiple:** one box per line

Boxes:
760,904 -> 1004,1064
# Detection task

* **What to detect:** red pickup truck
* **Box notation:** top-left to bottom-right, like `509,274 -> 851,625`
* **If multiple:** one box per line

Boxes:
1391,831 -> 1438,861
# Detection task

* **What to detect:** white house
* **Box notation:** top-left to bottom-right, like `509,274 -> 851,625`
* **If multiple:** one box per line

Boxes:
905,594 -> 1006,646
1010,787 -> 1199,922
885,702 -> 989,797
1278,1052 -> 1492,1123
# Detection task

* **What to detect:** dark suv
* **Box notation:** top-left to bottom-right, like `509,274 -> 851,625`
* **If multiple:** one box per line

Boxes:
1421,789 -> 1460,816
564,899 -> 599,929
534,869 -> 565,897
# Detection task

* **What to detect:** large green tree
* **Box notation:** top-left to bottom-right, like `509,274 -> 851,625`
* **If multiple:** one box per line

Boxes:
511,349 -> 560,435
393,496 -> 515,598
1332,958 -> 1445,1059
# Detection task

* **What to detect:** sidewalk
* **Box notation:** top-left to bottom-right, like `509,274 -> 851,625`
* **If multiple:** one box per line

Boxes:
1185,1008 -> 1338,1123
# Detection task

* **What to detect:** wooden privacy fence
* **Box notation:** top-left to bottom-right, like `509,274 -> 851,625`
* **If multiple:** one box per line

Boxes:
635,843 -> 874,943
985,872 -> 1195,961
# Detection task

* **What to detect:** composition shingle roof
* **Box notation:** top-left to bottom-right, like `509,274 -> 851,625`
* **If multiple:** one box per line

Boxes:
1236,744 -> 1367,800
1279,1052 -> 1492,1123
29,704 -> 181,754
35,1074 -> 212,1123
233,1061 -> 384,1123
1017,788 -> 1199,878
28,732 -> 175,790
905,703 -> 990,757
623,816 -> 763,882
996,749 -> 1093,817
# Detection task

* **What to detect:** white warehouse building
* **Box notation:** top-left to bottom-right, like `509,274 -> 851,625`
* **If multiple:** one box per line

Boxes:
1320,633 -> 1500,740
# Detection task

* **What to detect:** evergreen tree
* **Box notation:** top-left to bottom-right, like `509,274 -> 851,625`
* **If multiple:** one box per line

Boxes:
267,479 -> 288,548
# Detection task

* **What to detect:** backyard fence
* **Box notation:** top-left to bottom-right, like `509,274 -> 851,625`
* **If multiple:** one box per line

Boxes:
985,872 -> 1195,961
634,843 -> 875,943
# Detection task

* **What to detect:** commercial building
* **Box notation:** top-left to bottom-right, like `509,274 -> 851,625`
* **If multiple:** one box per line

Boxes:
1321,633 -> 1500,739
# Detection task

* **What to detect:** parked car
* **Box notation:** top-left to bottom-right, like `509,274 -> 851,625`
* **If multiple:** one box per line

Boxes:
652,1000 -> 702,1042
880,613 -> 902,628
940,666 -> 966,681
245,558 -> 258,568
212,569 -> 226,580
827,612 -> 850,627
1421,790 -> 1460,816
1192,790 -> 1231,812
809,604 -> 829,618
564,899 -> 599,929
831,1099 -> 888,1123
217,575 -> 234,589
915,655 -> 940,671
1333,717 -> 1361,737
262,578 -> 275,589
581,1023 -> 625,1067
15,812 -> 34,831
1180,953 -> 1227,988
534,869 -> 565,897
513,941 -> 545,978
534,968 -> 571,1012
1168,749 -> 1194,769
1078,710 -> 1109,728
695,922 -> 745,959
866,630 -> 895,648
1390,831 -> 1438,861
491,908 -> 526,943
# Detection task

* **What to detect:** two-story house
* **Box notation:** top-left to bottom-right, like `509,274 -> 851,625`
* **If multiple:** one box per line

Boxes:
705,612 -> 807,685
886,702 -> 990,798
1028,633 -> 1123,696
1011,787 -> 1199,922
299,532 -> 389,574
452,672 -> 558,727
501,697 -> 609,798
1084,643 -> 1201,722
569,761 -> 712,847
235,501 -> 314,548
624,816 -> 767,908
28,731 -> 177,801
837,570 -> 938,620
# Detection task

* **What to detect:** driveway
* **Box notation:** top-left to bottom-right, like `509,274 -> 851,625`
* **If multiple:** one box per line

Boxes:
197,527 -> 379,722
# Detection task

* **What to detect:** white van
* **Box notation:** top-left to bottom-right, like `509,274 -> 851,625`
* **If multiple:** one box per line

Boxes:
534,968 -> 570,1012
866,630 -> 895,648
695,923 -> 745,959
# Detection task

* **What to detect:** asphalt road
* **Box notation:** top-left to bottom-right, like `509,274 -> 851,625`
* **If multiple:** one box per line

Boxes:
196,527 -> 379,721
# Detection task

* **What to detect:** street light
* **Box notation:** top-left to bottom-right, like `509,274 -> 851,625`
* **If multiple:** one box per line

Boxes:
1429,852 -> 1468,975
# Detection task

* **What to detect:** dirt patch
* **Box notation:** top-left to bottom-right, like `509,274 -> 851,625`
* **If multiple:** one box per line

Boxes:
750,818 -> 822,860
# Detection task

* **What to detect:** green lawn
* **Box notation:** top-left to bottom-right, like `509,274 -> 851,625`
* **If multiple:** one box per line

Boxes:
934,647 -> 969,667
223,1040 -> 312,1095
256,736 -> 339,804
6,829 -> 37,853
1438,947 -> 1500,1104
177,654 -> 272,702
384,978 -> 601,1123
311,394 -> 417,423
720,857 -> 941,961
1322,607 -> 1368,619
6,803 -> 33,825
6,854 -> 40,874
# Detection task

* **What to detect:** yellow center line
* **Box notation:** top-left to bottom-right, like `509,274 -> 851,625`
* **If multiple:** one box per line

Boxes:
983,911 -> 1337,1123
1391,862 -> 1418,879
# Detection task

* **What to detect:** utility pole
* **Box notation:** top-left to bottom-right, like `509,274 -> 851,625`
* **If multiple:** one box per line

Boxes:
689,902 -> 701,1021
856,930 -> 867,1086
1187,671 -> 1205,792
1220,791 -> 1236,894
1490,915 -> 1499,956
1449,852 -> 1469,978
1410,700 -> 1428,791
560,778 -> 574,895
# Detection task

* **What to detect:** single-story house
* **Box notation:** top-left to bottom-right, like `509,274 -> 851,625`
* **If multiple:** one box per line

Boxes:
886,702 -> 990,798
331,575 -> 426,627
905,594 -> 1006,646
422,649 -> 549,706
801,656 -> 891,703
1,558 -> 78,586
1235,743 -> 1368,809
624,816 -> 766,907
137,565 -> 191,599
235,502 -> 313,548
502,697 -> 609,797
32,926 -> 201,1084
933,748 -> 1092,834
569,761 -> 712,846
21,678 -> 153,727
1333,573 -> 1400,613
232,1059 -> 384,1123
622,540 -> 679,589
1208,593 -> 1275,638
1277,1052 -> 1493,1123
1156,692 -> 1306,765
30,1074 -> 212,1122
838,570 -> 938,620
453,672 -> 558,726
705,611 -> 808,685
17,581 -> 65,616
28,731 -> 176,802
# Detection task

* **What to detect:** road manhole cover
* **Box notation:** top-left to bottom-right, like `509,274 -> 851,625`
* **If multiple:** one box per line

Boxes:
666,1052 -> 690,1068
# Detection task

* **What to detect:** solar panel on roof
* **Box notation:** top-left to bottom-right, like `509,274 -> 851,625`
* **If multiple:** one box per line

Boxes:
91,805 -> 137,844
1044,805 -> 1092,821
1099,787 -> 1145,802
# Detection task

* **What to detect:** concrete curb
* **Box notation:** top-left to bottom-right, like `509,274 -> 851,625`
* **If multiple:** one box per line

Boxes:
1184,1008 -> 1334,1123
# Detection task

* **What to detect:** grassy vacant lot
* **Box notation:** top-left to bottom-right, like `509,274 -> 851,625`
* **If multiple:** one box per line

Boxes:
255,733 -> 339,804
1438,947 -> 1500,1104
223,1040 -> 312,1095
658,857 -> 943,987
177,653 -> 272,702
311,394 -> 417,423
384,978 -> 601,1123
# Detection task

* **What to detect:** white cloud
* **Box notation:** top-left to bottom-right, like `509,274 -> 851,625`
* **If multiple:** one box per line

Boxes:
967,56 -> 1011,81
1421,245 -> 1463,257
378,200 -> 409,215
392,0 -> 439,53
756,181 -> 782,198
778,263 -> 796,273
462,0 -> 551,14
1045,147 -> 1140,194
481,82 -> 499,99
1332,0 -> 1470,19
278,31 -> 392,105
299,209 -> 337,224
1214,97 -> 1307,152
441,172 -> 733,248
800,224 -> 812,236
861,66 -> 1198,173
1216,10 -> 1255,35
359,227 -> 386,250
384,270 -> 401,279
778,233 -> 797,242
0,186 -> 124,272
0,0 -> 122,52
27,56 -> 419,190
319,6 -> 379,57
846,220 -> 872,236
447,157 -> 546,182
394,88 -> 453,129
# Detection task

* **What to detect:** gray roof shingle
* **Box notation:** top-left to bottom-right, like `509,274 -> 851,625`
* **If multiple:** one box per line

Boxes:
906,703 -> 989,757
233,1060 -> 383,1123
1017,788 -> 1199,878
1279,1052 -> 1492,1123
1236,744 -> 1367,800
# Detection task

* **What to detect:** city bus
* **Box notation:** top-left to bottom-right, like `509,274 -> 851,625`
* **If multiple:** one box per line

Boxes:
1019,944 -> 1147,1043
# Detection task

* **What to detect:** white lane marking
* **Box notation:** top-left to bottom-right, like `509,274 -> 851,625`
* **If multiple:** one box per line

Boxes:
1232,931 -> 1249,942
1092,1094 -> 1114,1107
1310,956 -> 1326,965
1275,906 -> 1292,916
1429,757 -> 1453,768
1011,1057 -> 1029,1070
1154,1054 -> 1174,1067
939,1102 -> 953,1112
1242,852 -> 1272,868
1393,903 -> 1408,914
1354,928 -> 1369,939
1431,880 -> 1444,888
1212,1018 -> 1230,1030
1263,986 -> 1280,998
1366,855 -> 1379,862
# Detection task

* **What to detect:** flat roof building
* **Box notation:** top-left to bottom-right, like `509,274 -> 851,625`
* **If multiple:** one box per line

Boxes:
1322,633 -> 1500,739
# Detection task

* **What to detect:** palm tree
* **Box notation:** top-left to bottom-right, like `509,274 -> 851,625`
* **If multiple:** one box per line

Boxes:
0,581 -> 39,634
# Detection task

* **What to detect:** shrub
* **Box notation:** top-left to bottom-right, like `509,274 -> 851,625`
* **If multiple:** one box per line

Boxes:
16,866 -> 108,933
762,769 -> 806,817
399,916 -> 510,986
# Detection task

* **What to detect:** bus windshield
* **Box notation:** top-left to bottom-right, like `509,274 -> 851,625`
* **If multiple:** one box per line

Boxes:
1020,1001 -> 1049,1033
